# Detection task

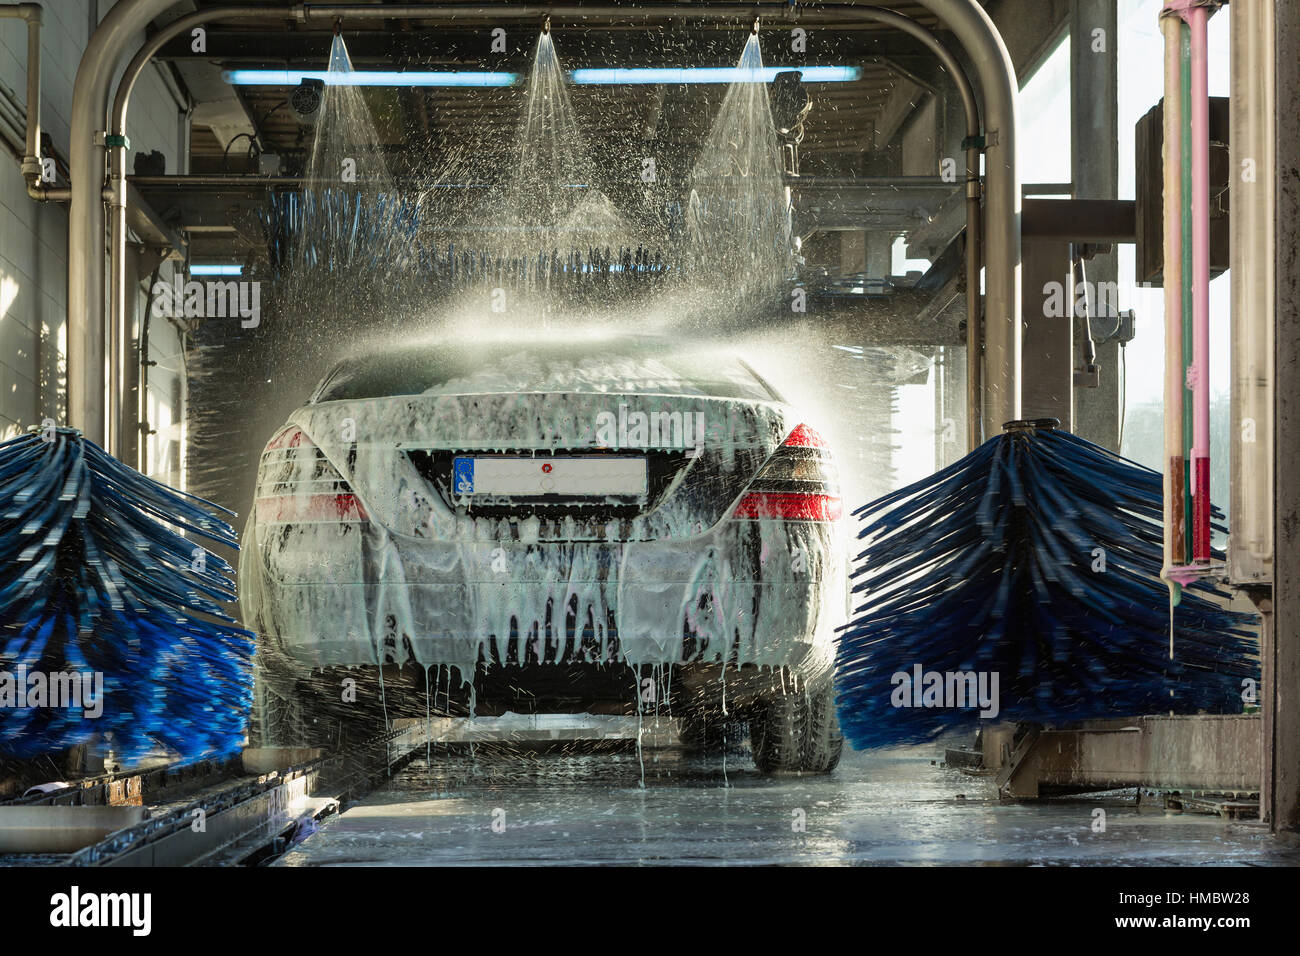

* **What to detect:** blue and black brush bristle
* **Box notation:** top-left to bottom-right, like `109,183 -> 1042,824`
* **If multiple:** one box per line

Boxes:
834,420 -> 1259,750
0,428 -> 253,761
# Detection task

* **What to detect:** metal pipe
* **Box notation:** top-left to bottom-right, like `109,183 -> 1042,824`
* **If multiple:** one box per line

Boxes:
1162,0 -> 1218,577
103,2 -> 994,458
1186,4 -> 1211,564
138,260 -> 162,474
294,3 -> 780,19
108,155 -> 125,456
910,0 -> 1018,437
0,3 -> 41,184
963,136 -> 982,451
27,183 -> 69,200
0,84 -> 26,147
69,0 -> 180,445
0,3 -> 49,197
0,81 -> 67,201
20,2 -> 39,185
1180,20 -> 1194,566
1228,0 -> 1274,585
1160,12 -> 1186,584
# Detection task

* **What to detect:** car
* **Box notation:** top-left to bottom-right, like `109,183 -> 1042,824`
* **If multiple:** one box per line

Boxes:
239,333 -> 846,772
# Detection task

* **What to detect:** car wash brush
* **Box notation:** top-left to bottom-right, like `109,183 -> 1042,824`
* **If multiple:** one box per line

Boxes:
834,419 -> 1259,750
0,427 -> 253,761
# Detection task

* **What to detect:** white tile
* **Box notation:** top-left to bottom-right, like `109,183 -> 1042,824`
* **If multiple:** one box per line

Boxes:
0,359 -> 37,427
0,307 -> 38,368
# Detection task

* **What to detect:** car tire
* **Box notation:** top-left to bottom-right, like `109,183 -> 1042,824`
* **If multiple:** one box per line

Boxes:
750,693 -> 808,773
750,685 -> 843,775
801,685 -> 844,773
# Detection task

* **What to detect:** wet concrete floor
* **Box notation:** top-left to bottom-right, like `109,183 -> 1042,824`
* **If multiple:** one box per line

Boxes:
275,742 -> 1300,866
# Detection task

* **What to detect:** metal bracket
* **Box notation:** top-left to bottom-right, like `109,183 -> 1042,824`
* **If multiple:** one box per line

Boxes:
1074,364 -> 1101,388
1093,308 -> 1136,346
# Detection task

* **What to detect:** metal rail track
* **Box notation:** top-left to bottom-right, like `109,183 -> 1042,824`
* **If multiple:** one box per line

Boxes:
1,754 -> 243,811
2,722 -> 430,866
77,722 -> 431,866
2,714 -> 677,864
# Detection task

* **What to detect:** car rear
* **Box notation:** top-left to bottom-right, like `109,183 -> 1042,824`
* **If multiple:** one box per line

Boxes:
240,336 -> 846,765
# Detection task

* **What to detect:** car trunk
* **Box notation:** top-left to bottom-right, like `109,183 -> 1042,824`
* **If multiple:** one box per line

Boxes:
287,391 -> 794,542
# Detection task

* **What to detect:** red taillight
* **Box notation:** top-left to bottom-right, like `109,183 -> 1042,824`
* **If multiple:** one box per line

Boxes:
257,426 -> 367,524
731,423 -> 841,523
266,426 -> 308,450
732,491 -> 842,522
255,493 -> 368,524
782,423 -> 829,449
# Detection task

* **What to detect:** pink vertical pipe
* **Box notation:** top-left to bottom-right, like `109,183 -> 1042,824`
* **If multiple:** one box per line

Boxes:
1160,11 -> 1186,580
1186,5 -> 1212,562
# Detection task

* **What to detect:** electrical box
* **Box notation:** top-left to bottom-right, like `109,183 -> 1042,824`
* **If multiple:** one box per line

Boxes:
1134,95 -> 1230,286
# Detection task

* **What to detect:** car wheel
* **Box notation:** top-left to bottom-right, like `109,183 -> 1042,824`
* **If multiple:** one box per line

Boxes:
801,684 -> 844,774
750,693 -> 808,773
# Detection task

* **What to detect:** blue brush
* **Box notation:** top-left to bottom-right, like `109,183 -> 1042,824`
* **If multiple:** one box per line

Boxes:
0,428 -> 253,761
834,419 -> 1259,750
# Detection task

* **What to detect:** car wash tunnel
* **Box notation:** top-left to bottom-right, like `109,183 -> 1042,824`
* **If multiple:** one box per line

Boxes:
0,0 -> 1299,895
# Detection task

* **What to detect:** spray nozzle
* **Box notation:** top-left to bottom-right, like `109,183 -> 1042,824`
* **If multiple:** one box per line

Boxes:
543,16 -> 551,35
752,17 -> 760,35
333,17 -> 342,36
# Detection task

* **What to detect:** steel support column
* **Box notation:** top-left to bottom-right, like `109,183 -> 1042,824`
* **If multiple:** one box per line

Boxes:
1020,240 -> 1074,429
1270,0 -> 1300,832
1069,0 -> 1120,450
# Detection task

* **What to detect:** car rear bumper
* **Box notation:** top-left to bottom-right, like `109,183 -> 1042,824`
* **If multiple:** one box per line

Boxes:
241,518 -> 844,685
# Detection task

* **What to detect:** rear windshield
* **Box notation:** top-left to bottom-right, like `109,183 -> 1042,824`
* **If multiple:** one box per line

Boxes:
312,338 -> 781,403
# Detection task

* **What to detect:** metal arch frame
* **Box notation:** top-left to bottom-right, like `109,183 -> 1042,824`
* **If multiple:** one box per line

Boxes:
72,0 -> 1019,457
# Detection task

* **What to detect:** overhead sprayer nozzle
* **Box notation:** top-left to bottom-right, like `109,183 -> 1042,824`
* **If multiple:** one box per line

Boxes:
333,17 -> 342,36
543,16 -> 551,34
752,17 -> 760,34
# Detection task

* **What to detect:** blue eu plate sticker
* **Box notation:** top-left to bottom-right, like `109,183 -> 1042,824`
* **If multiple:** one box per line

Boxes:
453,457 -> 474,495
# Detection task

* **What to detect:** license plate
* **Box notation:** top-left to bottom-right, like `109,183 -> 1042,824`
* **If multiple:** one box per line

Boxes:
452,456 -> 648,498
